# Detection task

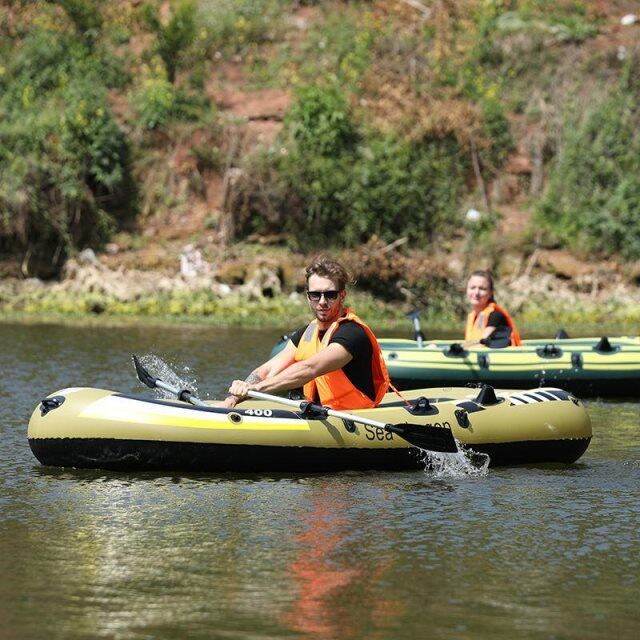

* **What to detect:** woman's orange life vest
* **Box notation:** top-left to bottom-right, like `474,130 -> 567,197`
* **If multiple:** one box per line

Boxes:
293,308 -> 390,410
465,301 -> 522,346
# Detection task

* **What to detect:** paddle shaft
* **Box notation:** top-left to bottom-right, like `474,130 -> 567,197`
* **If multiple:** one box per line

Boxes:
154,378 -> 209,407
247,389 -> 391,430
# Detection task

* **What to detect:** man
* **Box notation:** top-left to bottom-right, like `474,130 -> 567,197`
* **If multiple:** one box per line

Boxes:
223,255 -> 389,410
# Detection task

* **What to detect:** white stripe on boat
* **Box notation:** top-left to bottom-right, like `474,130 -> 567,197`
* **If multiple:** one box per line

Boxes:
79,395 -> 309,430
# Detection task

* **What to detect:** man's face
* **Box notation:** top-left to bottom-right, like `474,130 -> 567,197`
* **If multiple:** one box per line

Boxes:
306,274 -> 346,324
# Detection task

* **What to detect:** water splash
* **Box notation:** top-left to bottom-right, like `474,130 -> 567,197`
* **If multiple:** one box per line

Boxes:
137,354 -> 200,400
419,444 -> 490,478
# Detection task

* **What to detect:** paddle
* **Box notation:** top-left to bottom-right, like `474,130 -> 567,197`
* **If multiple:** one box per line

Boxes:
132,355 -> 209,407
132,355 -> 458,453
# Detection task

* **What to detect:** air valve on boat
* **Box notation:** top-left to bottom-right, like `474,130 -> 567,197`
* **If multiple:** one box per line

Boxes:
593,336 -> 618,353
405,396 -> 437,416
444,343 -> 468,358
40,396 -> 65,416
474,384 -> 501,406
454,408 -> 470,428
536,344 -> 563,359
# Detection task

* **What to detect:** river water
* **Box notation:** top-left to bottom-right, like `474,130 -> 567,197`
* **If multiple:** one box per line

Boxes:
1,322 -> 639,639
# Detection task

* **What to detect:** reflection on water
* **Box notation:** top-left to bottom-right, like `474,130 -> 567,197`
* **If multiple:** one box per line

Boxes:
1,322 -> 640,639
281,487 -> 403,639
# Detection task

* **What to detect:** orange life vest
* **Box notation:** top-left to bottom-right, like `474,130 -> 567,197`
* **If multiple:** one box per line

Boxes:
294,308 -> 390,410
465,301 -> 522,346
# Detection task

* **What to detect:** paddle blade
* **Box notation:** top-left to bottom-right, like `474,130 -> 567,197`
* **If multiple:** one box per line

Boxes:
386,423 -> 458,453
132,355 -> 157,389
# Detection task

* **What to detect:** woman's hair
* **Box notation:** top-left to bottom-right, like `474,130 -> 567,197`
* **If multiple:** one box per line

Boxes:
467,269 -> 495,301
305,255 -> 353,290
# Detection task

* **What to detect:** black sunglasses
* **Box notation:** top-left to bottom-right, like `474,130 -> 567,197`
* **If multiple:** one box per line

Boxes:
306,290 -> 341,302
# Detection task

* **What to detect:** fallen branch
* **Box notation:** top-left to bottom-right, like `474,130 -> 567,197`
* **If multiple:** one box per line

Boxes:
381,237 -> 409,254
523,248 -> 539,279
400,0 -> 432,18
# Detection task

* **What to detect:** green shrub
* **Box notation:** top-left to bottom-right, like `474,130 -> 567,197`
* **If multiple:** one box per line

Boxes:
132,77 -> 178,130
0,20 -> 135,277
345,135 -> 465,246
131,75 -> 212,131
0,80 -> 133,276
60,81 -> 129,191
285,84 -> 359,156
479,97 -> 513,170
45,0 -> 103,45
2,28 -> 84,101
536,77 -> 640,259
278,151 -> 353,246
298,7 -> 375,89
142,0 -> 198,83
230,85 -> 467,249
199,0 -> 282,53
190,144 -> 224,172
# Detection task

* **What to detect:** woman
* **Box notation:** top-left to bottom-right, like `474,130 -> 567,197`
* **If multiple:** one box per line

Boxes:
464,270 -> 522,348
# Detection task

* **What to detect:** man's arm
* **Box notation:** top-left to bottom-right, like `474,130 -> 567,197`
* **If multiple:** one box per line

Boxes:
227,343 -> 353,399
222,341 -> 297,407
252,340 -> 298,379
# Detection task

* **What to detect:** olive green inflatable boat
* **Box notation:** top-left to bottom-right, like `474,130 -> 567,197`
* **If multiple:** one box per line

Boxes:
270,333 -> 640,398
379,336 -> 640,397
28,385 -> 591,472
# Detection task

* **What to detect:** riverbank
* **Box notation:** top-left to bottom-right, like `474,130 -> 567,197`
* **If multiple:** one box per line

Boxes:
3,240 -> 640,335
3,262 -> 640,337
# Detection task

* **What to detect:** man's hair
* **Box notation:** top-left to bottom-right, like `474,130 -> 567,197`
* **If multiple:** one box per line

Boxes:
305,255 -> 352,290
468,269 -> 495,301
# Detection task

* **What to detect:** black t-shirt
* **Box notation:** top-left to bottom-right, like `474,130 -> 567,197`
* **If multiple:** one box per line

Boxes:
289,321 -> 375,400
486,310 -> 508,329
480,310 -> 512,348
